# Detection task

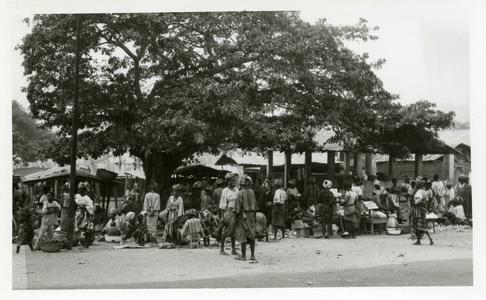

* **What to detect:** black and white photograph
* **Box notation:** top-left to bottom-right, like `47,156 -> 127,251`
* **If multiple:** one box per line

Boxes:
2,0 -> 485,297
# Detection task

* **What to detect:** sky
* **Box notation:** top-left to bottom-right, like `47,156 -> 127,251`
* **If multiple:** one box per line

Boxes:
6,0 -> 472,122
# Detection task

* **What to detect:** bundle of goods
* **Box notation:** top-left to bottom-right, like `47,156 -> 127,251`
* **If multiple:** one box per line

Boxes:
386,213 -> 401,235
41,240 -> 63,253
159,242 -> 176,249
436,224 -> 472,232
104,235 -> 122,243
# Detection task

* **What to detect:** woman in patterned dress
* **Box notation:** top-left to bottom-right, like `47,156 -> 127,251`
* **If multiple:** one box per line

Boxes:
164,184 -> 184,243
411,182 -> 434,245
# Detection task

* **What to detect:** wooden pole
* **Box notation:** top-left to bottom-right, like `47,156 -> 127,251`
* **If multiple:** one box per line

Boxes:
66,14 -> 81,250
365,153 -> 372,177
344,151 -> 350,176
327,151 -> 336,178
304,150 -> 312,191
284,151 -> 291,189
266,150 -> 273,179
388,155 -> 394,177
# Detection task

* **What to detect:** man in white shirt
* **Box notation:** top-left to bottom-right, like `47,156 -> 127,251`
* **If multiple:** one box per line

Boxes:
219,176 -> 239,255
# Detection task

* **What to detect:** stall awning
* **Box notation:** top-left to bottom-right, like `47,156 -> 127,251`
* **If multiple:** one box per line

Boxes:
174,165 -> 229,178
22,166 -> 100,183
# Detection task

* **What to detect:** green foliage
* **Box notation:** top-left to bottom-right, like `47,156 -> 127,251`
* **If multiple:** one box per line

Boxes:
18,12 -> 399,186
374,100 -> 455,158
12,100 -> 56,162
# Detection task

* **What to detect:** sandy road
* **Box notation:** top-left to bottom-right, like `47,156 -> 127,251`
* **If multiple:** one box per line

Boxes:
13,230 -> 472,289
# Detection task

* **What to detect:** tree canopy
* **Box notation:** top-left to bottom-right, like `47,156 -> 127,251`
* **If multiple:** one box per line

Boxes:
18,12 -> 414,187
12,100 -> 56,163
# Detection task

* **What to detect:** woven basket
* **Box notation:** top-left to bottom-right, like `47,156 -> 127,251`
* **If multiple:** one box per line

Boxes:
41,241 -> 62,253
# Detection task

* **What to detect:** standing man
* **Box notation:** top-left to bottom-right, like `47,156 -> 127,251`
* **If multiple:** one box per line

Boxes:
456,175 -> 472,221
219,175 -> 239,255
143,183 -> 160,244
234,176 -> 257,261
317,180 -> 336,239
272,179 -> 287,240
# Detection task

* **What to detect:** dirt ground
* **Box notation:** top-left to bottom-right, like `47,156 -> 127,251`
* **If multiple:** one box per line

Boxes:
12,230 -> 472,289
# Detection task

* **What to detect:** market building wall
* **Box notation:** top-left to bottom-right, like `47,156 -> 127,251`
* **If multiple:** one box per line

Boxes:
376,158 -> 471,183
376,160 -> 444,180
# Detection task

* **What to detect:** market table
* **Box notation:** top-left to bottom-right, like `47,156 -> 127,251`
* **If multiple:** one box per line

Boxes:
361,217 -> 388,235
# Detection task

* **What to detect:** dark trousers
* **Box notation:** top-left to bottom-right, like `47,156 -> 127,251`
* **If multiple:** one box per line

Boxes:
344,220 -> 356,238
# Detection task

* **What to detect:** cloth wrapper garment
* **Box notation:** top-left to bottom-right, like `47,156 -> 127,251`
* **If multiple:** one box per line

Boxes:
234,188 -> 257,243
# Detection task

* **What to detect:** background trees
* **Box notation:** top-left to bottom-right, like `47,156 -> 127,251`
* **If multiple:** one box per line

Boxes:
12,100 -> 56,163
18,12 -> 450,189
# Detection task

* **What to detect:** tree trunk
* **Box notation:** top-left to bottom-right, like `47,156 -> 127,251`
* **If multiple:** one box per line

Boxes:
414,153 -> 423,178
142,151 -> 182,203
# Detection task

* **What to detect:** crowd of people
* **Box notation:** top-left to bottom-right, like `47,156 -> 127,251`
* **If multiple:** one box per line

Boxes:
13,171 -> 472,256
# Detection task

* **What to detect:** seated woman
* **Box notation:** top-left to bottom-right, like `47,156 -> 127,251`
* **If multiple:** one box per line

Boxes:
443,200 -> 466,225
101,208 -> 121,242
120,212 -> 146,247
179,209 -> 204,246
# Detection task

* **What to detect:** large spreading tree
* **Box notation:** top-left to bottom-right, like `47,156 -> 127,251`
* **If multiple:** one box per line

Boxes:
19,12 -> 398,189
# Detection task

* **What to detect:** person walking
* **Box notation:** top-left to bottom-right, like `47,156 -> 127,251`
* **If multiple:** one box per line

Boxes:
34,192 -> 61,250
143,183 -> 161,244
74,184 -> 96,249
317,180 -> 336,239
411,182 -> 434,245
234,176 -> 257,261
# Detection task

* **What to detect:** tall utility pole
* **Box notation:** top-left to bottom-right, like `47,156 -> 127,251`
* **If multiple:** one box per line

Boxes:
66,14 -> 81,249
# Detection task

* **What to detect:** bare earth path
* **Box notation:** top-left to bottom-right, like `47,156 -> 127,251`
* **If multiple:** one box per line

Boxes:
13,231 -> 472,289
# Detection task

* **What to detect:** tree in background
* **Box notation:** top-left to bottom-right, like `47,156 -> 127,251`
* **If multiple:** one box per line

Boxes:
19,13 -> 400,190
367,100 -> 455,177
12,100 -> 56,164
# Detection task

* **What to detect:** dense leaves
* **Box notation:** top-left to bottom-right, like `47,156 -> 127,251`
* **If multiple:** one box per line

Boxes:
12,100 -> 56,162
18,12 -> 408,187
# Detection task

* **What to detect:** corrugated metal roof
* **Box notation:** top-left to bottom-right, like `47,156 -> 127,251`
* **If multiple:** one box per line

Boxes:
373,154 -> 444,163
22,166 -> 100,183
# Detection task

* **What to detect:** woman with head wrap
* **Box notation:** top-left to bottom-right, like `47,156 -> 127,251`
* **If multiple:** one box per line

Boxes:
164,184 -> 185,243
102,208 -> 121,237
411,182 -> 434,245
143,183 -> 160,244
120,212 -> 145,246
272,178 -> 287,240
317,180 -> 336,239
74,183 -> 95,249
218,176 -> 239,255
234,176 -> 257,261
